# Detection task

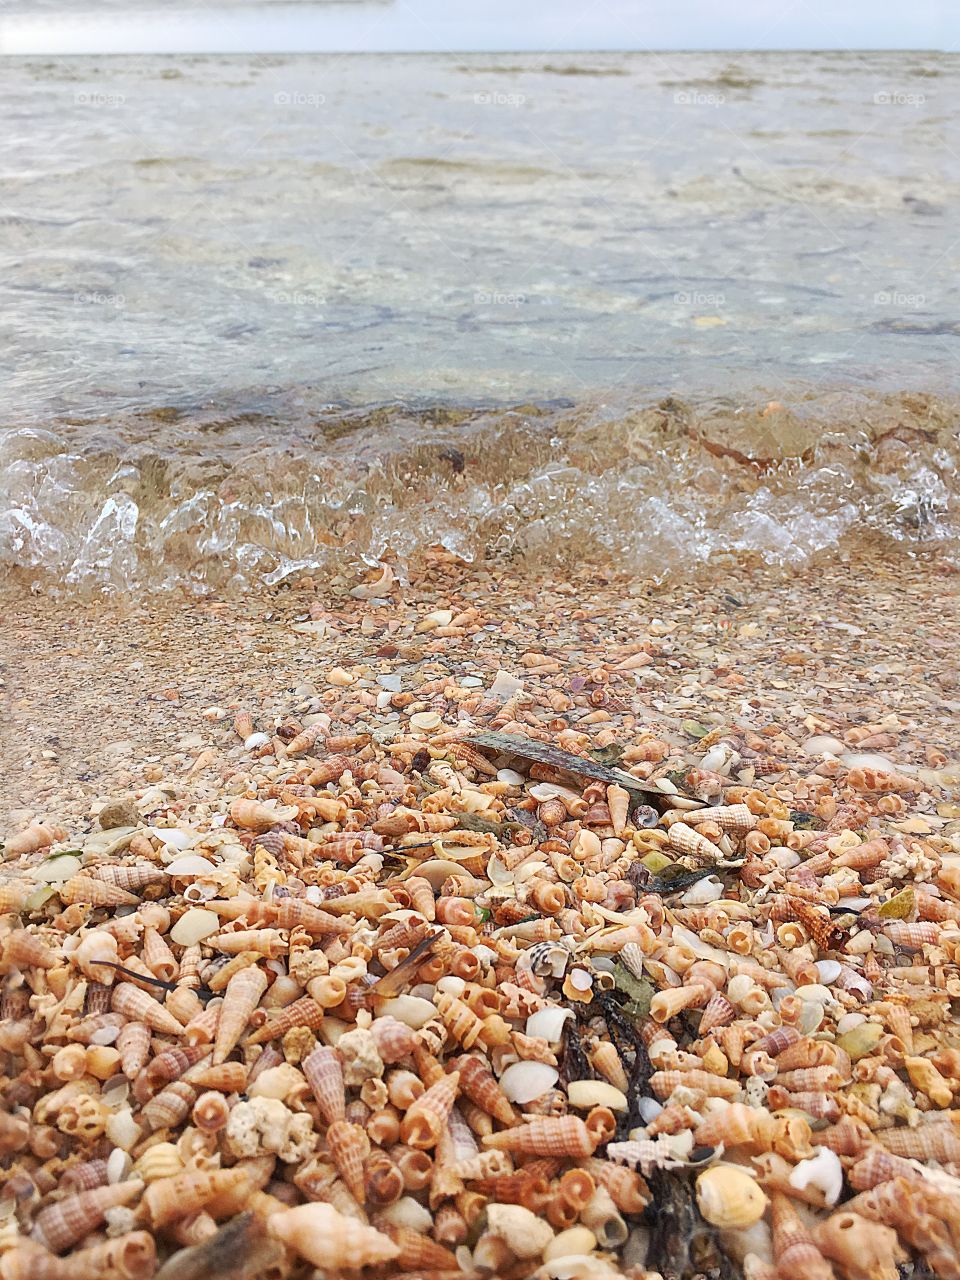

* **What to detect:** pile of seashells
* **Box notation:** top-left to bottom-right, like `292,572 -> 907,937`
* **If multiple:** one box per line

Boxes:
1,711 -> 959,1280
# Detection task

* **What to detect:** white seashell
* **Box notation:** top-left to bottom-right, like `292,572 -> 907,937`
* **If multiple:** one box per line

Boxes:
244,732 -> 271,750
488,670 -> 524,700
376,995 -> 438,1029
567,1080 -> 628,1112
499,1061 -> 560,1104
794,984 -> 832,1004
836,1011 -> 867,1036
497,768 -> 525,786
637,1096 -> 663,1124
568,968 -> 593,992
487,855 -> 515,887
840,751 -> 911,774
788,1147 -> 843,1206
410,711 -> 441,731
412,859 -> 468,889
815,960 -> 842,985
170,907 -> 220,946
105,1107 -> 140,1152
798,1001 -> 825,1035
680,875 -> 724,906
107,1148 -> 132,1185
543,1228 -> 598,1262
701,744 -> 737,775
538,1257 -> 617,1279
436,976 -> 466,998
91,1026 -> 121,1047
150,828 -> 194,850
374,1196 -> 433,1233
526,1006 -> 575,1044
655,778 -> 679,794
32,856 -> 82,883
164,854 -> 216,876
802,735 -> 845,756
529,782 -> 581,804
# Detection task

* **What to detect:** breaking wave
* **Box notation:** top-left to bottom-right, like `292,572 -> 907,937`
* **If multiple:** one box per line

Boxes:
2,389 -> 958,594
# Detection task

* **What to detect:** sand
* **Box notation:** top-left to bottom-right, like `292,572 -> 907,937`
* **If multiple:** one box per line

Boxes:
3,545 -> 957,835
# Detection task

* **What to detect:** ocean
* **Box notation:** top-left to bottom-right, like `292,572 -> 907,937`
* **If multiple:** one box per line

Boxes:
1,49 -> 957,591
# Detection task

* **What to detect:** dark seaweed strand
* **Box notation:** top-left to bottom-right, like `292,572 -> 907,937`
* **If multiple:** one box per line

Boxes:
99,961 -> 215,1002
560,1010 -> 595,1085
593,990 -> 654,1138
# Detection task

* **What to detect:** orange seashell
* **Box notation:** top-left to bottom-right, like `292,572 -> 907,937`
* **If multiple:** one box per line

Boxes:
364,1147 -> 404,1206
770,1192 -> 835,1280
244,995 -> 323,1046
207,929 -> 287,957
267,1203 -> 400,1269
234,710 -> 254,739
213,964 -> 267,1064
117,1021 -> 152,1080
844,1176 -> 960,1279
2,929 -> 59,970
650,1069 -> 740,1100
142,1081 -> 197,1131
812,1208 -> 906,1280
141,1169 -> 250,1228
452,1054 -> 518,1127
325,1119 -> 370,1201
1,1232 -> 156,1280
5,822 -> 64,857
583,1158 -> 650,1214
303,1045 -> 346,1124
112,983 -> 185,1037
694,1103 -> 777,1153
31,1181 -> 144,1253
399,1071 -> 460,1149
59,876 -> 140,907
378,1223 -> 460,1271
229,798 -> 297,831
184,1061 -> 248,1093
285,725 -> 324,756
483,1115 -> 596,1159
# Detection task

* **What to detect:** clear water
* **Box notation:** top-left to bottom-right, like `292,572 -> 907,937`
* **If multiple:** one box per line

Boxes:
1,51 -> 957,590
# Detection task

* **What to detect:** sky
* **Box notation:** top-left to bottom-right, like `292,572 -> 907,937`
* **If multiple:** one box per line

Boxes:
0,0 -> 954,56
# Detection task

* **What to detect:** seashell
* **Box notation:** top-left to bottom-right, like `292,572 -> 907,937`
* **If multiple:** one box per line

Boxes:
567,1080 -> 627,1112
579,1186 -> 627,1248
668,822 -> 724,863
267,1203 -> 400,1268
1,1232 -> 157,1280
499,1061 -> 559,1104
193,1091 -> 231,1133
6,822 -> 63,856
302,1045 -> 346,1123
59,876 -> 140,907
244,996 -> 324,1046
696,1165 -> 768,1229
812,1209 -> 906,1280
326,1119 -> 370,1201
3,929 -> 59,969
117,1022 -> 151,1079
141,1169 -> 250,1228
143,1081 -> 197,1131
133,1142 -> 185,1184
399,1071 -> 460,1149
213,964 -> 268,1064
526,1006 -> 575,1045
31,1181 -> 144,1252
486,1203 -> 555,1260
788,1147 -> 843,1207
452,1053 -> 518,1126
229,798 -> 298,831
170,908 -> 220,947
770,1191 -> 835,1280
111,984 -> 185,1037
483,1115 -> 596,1158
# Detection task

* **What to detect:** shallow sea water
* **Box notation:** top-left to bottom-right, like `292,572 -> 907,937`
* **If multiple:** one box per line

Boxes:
0,50 -> 957,590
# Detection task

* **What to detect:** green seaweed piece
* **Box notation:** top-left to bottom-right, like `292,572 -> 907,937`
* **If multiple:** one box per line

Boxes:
612,963 -> 654,1016
682,720 -> 710,739
589,743 -> 626,766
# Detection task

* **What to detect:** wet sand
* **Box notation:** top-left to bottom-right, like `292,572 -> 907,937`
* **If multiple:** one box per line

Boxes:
3,546 -> 957,834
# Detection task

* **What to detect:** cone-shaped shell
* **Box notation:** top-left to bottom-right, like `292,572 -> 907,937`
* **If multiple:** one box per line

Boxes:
244,996 -> 324,1046
770,1192 -> 835,1280
699,990 -> 736,1035
379,1223 -> 460,1271
11,1232 -> 156,1280
184,1061 -> 249,1093
399,1071 -> 460,1150
142,1081 -> 196,1131
229,799 -> 297,832
454,1054 -> 518,1126
267,1203 -> 400,1269
668,822 -> 724,863
92,863 -> 166,892
59,877 -> 140,907
112,984 -> 185,1037
482,1115 -> 596,1159
31,1181 -> 144,1253
141,1169 -> 250,1228
606,784 -> 630,836
2,930 -> 59,970
326,1120 -> 370,1201
5,822 -> 60,857
303,1046 -> 345,1124
694,1103 -> 776,1152
117,1022 -> 152,1080
214,965 -> 267,1064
